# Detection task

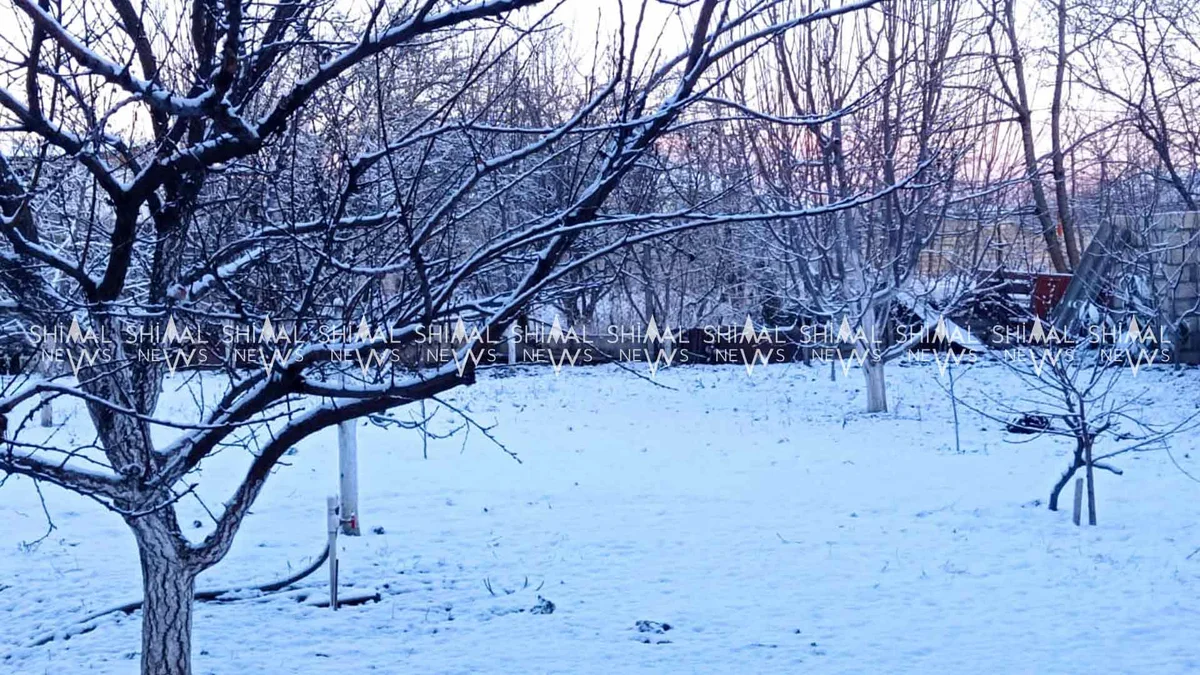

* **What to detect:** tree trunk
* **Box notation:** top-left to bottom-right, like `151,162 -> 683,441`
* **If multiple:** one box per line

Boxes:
39,393 -> 54,427
864,357 -> 888,413
1048,457 -> 1082,511
338,420 -> 360,536
137,540 -> 195,675
997,0 -> 1069,273
1050,0 -> 1079,270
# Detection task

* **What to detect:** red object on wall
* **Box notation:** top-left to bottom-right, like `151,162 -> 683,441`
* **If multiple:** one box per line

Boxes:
1031,273 -> 1072,319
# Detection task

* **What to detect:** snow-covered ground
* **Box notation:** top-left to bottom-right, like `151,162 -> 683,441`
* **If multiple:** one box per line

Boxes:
2,361 -> 1199,674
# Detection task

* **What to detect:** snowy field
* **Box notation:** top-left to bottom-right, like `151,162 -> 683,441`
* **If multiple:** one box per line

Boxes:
2,361 -> 1199,674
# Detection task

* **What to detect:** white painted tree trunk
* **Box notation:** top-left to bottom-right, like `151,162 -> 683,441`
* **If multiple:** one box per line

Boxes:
337,421 -> 359,535
864,357 -> 888,413
506,324 -> 518,364
859,299 -> 890,414
39,393 -> 53,427
40,336 -> 55,427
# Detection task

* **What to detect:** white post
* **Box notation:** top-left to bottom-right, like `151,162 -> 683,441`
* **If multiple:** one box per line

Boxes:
327,496 -> 339,610
337,420 -> 360,535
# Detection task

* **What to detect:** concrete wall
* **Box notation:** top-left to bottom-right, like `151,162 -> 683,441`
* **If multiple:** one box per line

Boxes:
1146,212 -> 1200,363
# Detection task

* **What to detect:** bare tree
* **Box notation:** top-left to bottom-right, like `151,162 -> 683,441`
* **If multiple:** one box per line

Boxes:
980,0 -> 1090,272
0,1 -> 887,673
1076,0 -> 1200,212
958,313 -> 1199,522
722,0 -> 976,412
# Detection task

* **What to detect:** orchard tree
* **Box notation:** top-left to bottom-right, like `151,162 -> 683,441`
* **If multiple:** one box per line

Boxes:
727,0 -> 978,412
0,1 -> 883,673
